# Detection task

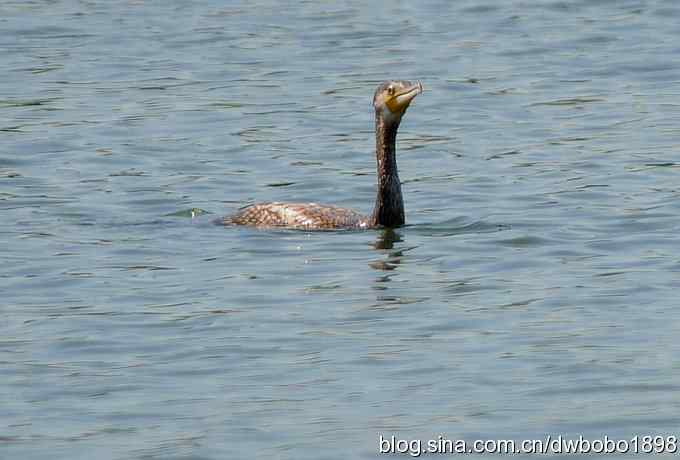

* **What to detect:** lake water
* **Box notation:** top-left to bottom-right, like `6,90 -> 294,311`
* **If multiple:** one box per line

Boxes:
3,0 -> 680,459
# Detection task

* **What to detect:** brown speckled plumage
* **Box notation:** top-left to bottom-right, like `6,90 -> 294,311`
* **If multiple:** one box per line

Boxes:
225,202 -> 370,230
221,80 -> 423,230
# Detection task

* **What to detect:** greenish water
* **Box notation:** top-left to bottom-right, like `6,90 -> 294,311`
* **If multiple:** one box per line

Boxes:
3,1 -> 680,459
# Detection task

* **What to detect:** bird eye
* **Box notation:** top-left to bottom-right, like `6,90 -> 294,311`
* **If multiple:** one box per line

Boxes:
387,86 -> 395,95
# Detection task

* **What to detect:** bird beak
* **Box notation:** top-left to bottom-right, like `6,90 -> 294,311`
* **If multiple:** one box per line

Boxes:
387,81 -> 423,113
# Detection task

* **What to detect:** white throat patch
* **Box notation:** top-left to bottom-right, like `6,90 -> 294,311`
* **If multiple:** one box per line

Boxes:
381,106 -> 400,126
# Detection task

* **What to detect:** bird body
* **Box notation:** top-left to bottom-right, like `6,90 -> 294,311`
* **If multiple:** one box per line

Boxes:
221,80 -> 423,230
225,202 -> 370,230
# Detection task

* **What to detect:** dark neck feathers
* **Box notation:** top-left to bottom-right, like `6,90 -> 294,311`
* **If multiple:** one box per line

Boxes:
371,110 -> 404,227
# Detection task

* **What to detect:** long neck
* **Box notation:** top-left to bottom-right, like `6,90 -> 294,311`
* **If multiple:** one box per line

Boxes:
371,111 -> 404,227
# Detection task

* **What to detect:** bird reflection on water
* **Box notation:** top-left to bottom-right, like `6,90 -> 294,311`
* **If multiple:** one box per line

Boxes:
370,228 -> 403,271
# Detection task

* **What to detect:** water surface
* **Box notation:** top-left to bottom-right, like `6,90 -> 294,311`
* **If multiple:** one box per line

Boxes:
3,1 -> 680,459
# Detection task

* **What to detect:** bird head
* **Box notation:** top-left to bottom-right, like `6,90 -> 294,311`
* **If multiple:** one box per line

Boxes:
373,80 -> 423,124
